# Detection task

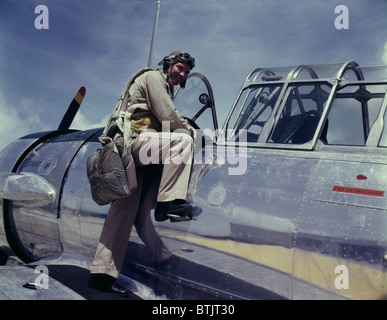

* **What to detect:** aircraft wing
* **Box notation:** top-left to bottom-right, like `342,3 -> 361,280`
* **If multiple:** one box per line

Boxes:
0,249 -> 145,300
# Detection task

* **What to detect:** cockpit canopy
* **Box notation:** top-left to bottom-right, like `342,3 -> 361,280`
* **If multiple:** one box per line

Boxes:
223,61 -> 387,149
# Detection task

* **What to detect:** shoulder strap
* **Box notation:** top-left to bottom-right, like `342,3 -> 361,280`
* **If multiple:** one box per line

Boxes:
100,67 -> 154,143
118,67 -> 154,112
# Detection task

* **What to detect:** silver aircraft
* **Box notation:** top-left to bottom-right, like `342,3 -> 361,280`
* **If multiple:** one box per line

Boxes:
1,61 -> 387,300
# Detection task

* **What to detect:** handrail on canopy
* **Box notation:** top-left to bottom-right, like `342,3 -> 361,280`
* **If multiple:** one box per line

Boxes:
241,61 -> 384,85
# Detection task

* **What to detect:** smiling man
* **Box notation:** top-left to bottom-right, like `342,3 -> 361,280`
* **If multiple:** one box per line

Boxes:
89,51 -> 197,296
133,51 -> 197,220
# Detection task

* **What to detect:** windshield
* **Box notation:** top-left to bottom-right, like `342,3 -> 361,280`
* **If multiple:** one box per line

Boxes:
229,84 -> 282,143
174,73 -> 218,140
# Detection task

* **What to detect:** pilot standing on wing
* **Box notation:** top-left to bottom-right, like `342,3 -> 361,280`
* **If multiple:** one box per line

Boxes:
88,51 -> 196,296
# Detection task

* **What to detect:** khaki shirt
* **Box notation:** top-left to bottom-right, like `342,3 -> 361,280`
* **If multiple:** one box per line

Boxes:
128,69 -> 194,135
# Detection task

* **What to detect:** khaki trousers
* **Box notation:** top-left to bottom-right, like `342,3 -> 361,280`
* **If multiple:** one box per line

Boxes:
132,131 -> 194,202
90,131 -> 193,279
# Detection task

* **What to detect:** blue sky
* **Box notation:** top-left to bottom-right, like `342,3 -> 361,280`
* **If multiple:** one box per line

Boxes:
1,0 -> 387,151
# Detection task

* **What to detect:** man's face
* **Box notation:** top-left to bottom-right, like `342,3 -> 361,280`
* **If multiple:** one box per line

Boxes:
169,62 -> 191,86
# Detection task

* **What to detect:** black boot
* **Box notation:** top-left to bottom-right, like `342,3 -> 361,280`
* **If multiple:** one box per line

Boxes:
154,200 -> 193,222
88,273 -> 130,297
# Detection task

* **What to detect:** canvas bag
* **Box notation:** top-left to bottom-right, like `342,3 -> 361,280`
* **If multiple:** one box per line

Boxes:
87,68 -> 153,205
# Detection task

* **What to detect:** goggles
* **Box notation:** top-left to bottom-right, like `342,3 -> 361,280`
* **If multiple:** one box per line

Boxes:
159,52 -> 195,69
172,52 -> 195,68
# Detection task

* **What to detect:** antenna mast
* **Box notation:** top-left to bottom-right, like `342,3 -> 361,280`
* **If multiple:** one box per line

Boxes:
148,0 -> 161,67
